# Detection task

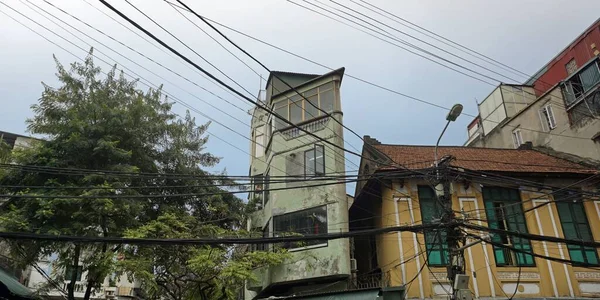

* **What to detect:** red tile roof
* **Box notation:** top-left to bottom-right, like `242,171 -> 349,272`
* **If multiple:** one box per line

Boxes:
373,145 -> 597,174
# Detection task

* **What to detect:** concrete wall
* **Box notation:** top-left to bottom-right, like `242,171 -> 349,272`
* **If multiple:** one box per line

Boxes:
470,86 -> 600,160
371,177 -> 600,299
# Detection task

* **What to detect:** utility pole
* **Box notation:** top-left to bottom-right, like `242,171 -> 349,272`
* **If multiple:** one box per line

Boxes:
434,104 -> 470,300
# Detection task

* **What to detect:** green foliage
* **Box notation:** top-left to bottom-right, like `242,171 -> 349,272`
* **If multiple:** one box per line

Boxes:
0,51 -> 277,300
120,213 -> 288,300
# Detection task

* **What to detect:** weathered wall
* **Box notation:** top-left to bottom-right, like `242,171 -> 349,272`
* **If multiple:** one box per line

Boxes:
471,86 -> 600,160
247,74 -> 351,295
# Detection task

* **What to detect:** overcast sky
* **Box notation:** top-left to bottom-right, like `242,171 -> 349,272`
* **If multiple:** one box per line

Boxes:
1,0 -> 600,192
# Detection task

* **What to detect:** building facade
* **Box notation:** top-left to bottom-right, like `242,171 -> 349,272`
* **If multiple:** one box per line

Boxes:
351,139 -> 600,299
465,19 -> 600,162
245,69 -> 351,298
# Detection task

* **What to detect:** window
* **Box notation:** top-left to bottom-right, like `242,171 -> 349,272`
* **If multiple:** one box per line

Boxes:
254,125 -> 265,158
252,174 -> 264,209
263,172 -> 270,206
251,173 -> 270,208
566,59 -> 578,75
538,104 -> 557,131
65,265 -> 83,282
272,82 -> 336,130
418,186 -> 449,266
563,61 -> 600,107
482,187 -> 535,267
555,191 -> 599,265
512,129 -> 523,148
252,223 -> 270,252
304,144 -> 325,177
273,205 -> 327,250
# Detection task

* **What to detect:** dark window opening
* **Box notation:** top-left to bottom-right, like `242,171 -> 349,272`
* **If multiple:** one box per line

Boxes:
273,205 -> 327,250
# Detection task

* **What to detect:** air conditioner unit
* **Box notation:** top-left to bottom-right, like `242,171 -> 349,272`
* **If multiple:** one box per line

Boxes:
350,258 -> 357,272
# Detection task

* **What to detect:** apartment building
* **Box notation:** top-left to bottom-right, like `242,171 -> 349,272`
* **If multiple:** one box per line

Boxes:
465,19 -> 600,162
245,68 -> 351,299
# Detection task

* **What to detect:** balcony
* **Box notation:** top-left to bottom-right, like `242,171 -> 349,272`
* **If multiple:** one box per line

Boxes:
562,58 -> 600,127
350,272 -> 390,290
281,117 -> 329,140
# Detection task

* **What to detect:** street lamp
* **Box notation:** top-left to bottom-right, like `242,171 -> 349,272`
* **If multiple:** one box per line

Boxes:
434,104 -> 463,169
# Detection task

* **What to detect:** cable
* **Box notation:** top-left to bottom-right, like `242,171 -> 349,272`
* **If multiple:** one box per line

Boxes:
168,4 -> 593,141
351,0 -> 529,79
329,0 -> 521,84
465,231 -> 600,270
73,0 -> 362,178
0,162 -> 363,180
0,222 -> 439,246
171,0 -> 418,209
169,0 -> 364,173
288,0 -> 495,86
98,0 -> 404,173
300,0 -> 586,117
121,0 -> 256,100
463,222 -> 600,249
0,3 -> 362,216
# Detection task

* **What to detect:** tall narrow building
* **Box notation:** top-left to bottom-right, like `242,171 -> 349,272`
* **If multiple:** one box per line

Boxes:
245,68 -> 350,298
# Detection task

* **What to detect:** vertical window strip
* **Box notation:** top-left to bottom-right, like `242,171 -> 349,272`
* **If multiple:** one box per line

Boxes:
482,187 -> 535,267
556,192 -> 599,265
418,185 -> 449,266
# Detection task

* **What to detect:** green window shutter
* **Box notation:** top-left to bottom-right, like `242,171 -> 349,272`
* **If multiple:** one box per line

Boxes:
482,187 -> 535,267
556,192 -> 599,266
418,186 -> 448,266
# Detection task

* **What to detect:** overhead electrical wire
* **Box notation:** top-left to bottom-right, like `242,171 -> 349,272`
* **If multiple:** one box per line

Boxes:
0,222 -> 439,246
166,0 -> 364,172
298,0 -> 594,120
350,0 -> 529,79
464,230 -> 600,270
2,0 -> 353,195
0,4 -> 357,218
166,1 -> 593,141
97,0 -> 406,174
295,0 -> 589,118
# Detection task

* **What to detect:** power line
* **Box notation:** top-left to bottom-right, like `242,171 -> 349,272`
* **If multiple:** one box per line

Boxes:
0,169 -> 425,199
121,0 -> 256,100
287,0 -> 495,86
13,0 -> 369,175
463,222 -> 600,249
98,0 -> 401,172
0,3 -> 356,211
350,0 -> 529,79
329,0 -> 521,84
161,1 -> 362,173
297,0 -> 586,118
171,5 -> 593,141
0,222 -> 439,246
464,231 -> 600,270
0,3 -> 365,222
0,162 -> 363,180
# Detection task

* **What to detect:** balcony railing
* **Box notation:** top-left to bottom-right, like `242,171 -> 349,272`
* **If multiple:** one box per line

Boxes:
350,272 -> 390,290
281,117 -> 329,139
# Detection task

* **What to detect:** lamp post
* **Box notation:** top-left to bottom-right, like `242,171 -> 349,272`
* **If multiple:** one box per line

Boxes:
434,104 -> 463,173
432,104 -> 464,300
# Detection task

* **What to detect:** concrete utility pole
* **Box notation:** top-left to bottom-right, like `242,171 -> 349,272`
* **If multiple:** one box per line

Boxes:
434,104 -> 470,300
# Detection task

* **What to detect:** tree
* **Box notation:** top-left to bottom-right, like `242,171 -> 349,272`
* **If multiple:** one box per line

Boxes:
0,50 -> 282,300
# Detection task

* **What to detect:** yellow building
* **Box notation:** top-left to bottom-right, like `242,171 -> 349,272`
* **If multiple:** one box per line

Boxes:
350,139 -> 600,299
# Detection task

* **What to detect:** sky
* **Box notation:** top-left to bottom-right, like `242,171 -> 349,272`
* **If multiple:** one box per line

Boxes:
1,0 -> 600,193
